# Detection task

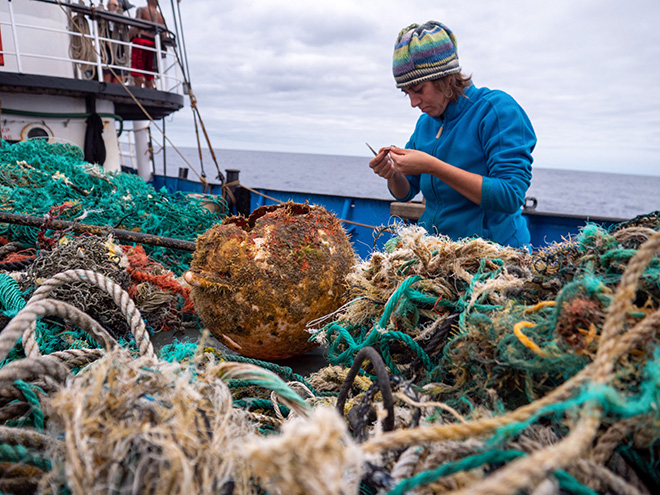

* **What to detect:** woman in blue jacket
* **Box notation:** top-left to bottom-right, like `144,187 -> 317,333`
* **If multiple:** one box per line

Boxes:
369,21 -> 536,249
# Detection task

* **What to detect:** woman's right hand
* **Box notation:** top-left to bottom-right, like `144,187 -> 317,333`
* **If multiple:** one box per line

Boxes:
369,147 -> 397,179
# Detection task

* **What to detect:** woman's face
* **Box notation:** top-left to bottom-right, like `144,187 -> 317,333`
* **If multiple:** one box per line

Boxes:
402,80 -> 449,117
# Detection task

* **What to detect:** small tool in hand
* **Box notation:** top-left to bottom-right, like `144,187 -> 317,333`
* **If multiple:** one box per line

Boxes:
365,142 -> 378,156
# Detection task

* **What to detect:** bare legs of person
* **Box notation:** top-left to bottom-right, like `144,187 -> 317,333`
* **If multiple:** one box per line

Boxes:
104,72 -> 121,84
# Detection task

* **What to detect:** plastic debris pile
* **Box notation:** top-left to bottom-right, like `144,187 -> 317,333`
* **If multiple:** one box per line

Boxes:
0,140 -> 658,494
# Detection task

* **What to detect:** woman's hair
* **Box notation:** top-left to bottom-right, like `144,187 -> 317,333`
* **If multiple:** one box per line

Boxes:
432,73 -> 473,103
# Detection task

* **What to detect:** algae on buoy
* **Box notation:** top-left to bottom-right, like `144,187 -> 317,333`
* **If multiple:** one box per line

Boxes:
185,202 -> 355,360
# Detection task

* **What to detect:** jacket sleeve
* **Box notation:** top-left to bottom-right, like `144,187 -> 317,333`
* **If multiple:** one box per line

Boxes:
479,92 -> 536,214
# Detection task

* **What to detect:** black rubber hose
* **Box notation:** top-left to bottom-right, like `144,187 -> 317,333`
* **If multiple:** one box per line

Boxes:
336,346 -> 395,432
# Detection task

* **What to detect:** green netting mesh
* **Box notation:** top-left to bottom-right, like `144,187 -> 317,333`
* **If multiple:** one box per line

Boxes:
0,139 -> 228,274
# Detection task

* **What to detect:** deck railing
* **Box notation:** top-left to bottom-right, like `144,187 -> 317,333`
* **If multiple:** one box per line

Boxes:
0,0 -> 184,95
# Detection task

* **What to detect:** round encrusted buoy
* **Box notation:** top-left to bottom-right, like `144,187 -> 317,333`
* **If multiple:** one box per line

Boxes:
185,202 -> 355,360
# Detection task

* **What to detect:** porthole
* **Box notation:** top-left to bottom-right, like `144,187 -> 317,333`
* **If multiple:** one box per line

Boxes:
27,127 -> 49,139
20,122 -> 53,143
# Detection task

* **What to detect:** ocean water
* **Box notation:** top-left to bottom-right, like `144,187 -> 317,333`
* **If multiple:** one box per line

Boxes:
154,147 -> 660,221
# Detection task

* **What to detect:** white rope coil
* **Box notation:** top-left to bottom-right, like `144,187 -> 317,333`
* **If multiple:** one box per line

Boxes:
68,11 -> 96,79
22,269 -> 154,359
2,298 -> 118,364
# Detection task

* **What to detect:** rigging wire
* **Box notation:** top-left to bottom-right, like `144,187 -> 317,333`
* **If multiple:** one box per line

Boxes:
168,0 -> 191,86
162,115 -> 167,178
158,0 -> 206,182
191,103 -> 207,181
157,0 -> 224,183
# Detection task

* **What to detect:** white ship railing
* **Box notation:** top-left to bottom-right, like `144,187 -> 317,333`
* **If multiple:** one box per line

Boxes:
119,128 -> 138,171
0,0 -> 184,95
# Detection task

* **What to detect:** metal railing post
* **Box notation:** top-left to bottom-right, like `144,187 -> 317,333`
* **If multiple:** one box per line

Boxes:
7,0 -> 22,73
154,32 -> 163,91
92,19 -> 103,82
128,130 -> 136,169
0,4 -> 184,97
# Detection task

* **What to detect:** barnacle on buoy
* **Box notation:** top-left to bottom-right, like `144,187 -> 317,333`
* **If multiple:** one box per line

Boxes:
186,202 -> 355,360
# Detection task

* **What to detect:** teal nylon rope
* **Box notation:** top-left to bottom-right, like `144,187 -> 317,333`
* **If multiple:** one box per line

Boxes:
234,398 -> 291,417
0,274 -> 26,316
234,378 -> 308,411
321,276 -> 424,368
13,380 -> 45,430
379,330 -> 433,375
387,449 -> 525,495
220,353 -> 332,396
0,443 -> 51,472
554,470 -> 599,495
489,347 -> 660,446
387,449 -> 597,495
377,276 -> 421,329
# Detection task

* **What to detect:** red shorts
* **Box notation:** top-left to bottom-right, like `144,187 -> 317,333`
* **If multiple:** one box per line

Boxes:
131,37 -> 155,80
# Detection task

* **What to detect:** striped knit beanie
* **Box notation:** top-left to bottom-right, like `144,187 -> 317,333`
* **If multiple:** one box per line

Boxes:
393,21 -> 461,89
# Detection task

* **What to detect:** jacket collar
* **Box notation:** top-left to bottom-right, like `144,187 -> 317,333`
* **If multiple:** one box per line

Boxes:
437,83 -> 476,123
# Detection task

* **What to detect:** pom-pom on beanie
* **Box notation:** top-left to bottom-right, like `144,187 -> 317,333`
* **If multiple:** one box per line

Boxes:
393,21 -> 461,89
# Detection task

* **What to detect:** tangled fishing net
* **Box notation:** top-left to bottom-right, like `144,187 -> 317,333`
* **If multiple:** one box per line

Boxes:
0,139 -> 227,347
0,140 -> 659,494
0,139 -> 227,274
307,221 -> 660,494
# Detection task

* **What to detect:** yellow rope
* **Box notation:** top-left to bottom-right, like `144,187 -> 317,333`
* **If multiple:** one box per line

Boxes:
513,321 -> 546,357
524,300 -> 556,313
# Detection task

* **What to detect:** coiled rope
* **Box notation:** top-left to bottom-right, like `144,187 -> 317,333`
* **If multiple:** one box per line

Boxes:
67,11 -> 95,79
22,269 -> 154,359
0,298 -> 117,363
97,15 -> 130,69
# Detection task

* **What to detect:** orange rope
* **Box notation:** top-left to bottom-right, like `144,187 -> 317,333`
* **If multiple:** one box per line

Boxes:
123,244 -> 195,313
513,321 -> 547,357
524,301 -> 556,313
2,249 -> 36,263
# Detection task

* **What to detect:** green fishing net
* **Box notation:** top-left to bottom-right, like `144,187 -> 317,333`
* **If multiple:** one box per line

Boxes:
0,139 -> 230,365
0,139 -> 228,275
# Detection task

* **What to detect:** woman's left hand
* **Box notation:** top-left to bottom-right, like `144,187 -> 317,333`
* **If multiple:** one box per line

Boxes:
389,147 -> 434,175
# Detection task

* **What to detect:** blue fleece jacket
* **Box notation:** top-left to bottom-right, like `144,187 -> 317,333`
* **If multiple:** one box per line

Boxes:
395,84 -> 536,248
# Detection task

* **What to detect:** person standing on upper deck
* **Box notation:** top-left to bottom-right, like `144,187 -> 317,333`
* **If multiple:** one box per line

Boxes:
101,0 -> 126,83
130,0 -> 164,88
369,21 -> 536,249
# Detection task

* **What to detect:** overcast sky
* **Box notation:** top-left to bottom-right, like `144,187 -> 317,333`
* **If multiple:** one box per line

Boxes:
160,0 -> 660,176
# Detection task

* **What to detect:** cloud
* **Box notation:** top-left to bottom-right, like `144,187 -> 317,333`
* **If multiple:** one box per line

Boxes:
161,0 -> 660,176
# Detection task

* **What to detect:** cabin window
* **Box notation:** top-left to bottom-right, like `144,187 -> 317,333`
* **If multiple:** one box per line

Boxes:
20,123 -> 53,143
27,127 -> 49,140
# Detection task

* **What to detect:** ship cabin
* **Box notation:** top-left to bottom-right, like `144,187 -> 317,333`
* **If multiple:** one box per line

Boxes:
0,0 -> 186,174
